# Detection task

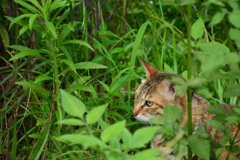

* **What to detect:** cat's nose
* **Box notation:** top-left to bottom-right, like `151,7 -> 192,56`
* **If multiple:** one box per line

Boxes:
133,111 -> 138,117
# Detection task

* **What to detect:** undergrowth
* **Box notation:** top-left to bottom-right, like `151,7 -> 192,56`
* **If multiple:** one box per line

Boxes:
0,0 -> 240,159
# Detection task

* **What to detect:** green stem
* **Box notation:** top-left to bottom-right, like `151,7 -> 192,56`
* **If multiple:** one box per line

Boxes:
187,4 -> 192,160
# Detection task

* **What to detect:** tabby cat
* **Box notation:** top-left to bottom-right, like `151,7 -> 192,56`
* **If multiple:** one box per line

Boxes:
133,60 -> 240,159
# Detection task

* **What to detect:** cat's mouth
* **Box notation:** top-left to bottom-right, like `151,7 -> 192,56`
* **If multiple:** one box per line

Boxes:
134,114 -> 150,124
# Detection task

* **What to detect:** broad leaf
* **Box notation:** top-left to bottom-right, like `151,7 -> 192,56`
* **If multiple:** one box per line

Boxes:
101,121 -> 125,142
189,135 -> 210,160
133,149 -> 160,160
205,120 -> 224,131
60,90 -> 86,118
86,104 -> 108,124
191,18 -> 205,40
207,104 -> 227,115
122,128 -> 133,149
54,134 -> 106,148
131,126 -> 159,148
163,105 -> 183,123
229,10 -> 240,28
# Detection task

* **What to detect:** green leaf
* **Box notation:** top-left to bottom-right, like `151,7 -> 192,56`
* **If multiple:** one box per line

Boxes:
101,121 -> 125,142
229,10 -> 240,28
18,25 -> 29,38
75,62 -> 107,69
63,40 -> 94,51
130,22 -> 150,71
11,120 -> 17,160
164,62 -> 175,74
56,118 -> 84,126
133,149 -> 160,160
110,71 -> 134,93
205,120 -> 224,131
186,77 -> 206,88
34,74 -> 53,83
209,11 -> 226,26
9,49 -> 46,61
173,83 -> 187,97
8,45 -> 31,51
26,0 -> 43,12
163,105 -> 183,122
29,14 -> 38,31
34,132 -> 49,160
65,84 -> 91,93
36,118 -> 47,126
223,83 -> 240,98
189,135 -> 210,160
98,80 -> 109,92
191,18 -> 205,40
229,28 -> 240,44
0,25 -> 9,47
60,90 -> 86,118
86,104 -> 108,124
131,126 -> 159,148
122,128 -> 133,149
8,13 -> 32,30
220,135 -> 231,146
196,125 -> 209,139
61,59 -> 76,73
233,108 -> 240,114
46,22 -> 57,39
54,134 -> 106,148
58,22 -> 80,46
207,104 -> 227,115
16,81 -> 50,103
225,145 -> 240,153
14,0 -> 39,14
225,116 -> 240,124
49,0 -> 67,15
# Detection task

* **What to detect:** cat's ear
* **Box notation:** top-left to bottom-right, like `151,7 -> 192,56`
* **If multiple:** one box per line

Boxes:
141,59 -> 160,79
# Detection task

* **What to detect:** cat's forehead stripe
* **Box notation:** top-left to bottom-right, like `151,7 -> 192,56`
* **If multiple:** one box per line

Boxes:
136,73 -> 185,100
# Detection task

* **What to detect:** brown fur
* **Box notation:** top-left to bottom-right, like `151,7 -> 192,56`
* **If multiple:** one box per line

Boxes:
133,60 -> 240,159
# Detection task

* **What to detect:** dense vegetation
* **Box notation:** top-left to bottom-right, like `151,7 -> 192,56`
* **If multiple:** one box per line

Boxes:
1,0 -> 240,159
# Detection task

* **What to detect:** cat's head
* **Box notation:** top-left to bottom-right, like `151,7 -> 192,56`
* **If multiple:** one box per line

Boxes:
133,60 -> 187,124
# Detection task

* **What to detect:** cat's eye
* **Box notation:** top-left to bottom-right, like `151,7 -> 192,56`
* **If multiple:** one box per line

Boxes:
145,100 -> 154,107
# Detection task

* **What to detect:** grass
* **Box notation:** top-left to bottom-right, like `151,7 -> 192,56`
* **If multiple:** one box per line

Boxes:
0,0 -> 240,159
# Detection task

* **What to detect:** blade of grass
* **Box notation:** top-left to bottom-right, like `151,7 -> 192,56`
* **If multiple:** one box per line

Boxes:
11,119 -> 17,160
187,3 -> 193,160
128,21 -> 150,105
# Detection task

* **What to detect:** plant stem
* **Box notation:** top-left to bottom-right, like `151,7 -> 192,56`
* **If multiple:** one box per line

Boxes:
187,3 -> 192,160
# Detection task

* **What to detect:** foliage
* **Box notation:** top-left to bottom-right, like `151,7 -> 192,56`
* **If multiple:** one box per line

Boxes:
0,0 -> 240,159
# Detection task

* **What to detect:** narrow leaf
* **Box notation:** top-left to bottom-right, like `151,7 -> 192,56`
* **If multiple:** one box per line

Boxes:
16,81 -> 50,103
63,40 -> 94,51
56,118 -> 84,126
110,71 -> 134,93
46,22 -> 57,39
75,62 -> 107,69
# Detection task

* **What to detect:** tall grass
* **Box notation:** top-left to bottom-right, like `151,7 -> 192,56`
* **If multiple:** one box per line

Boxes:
0,0 -> 240,159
